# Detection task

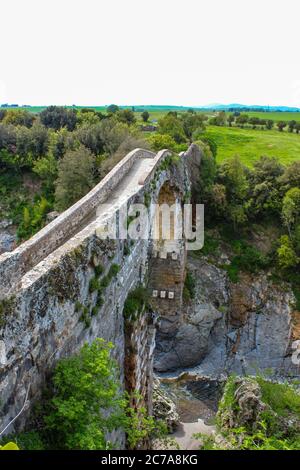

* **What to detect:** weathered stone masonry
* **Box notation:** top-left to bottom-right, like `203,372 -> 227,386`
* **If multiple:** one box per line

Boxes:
0,145 -> 197,438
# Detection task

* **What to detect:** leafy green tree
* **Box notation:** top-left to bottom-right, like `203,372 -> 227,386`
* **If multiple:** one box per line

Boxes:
265,119 -> 274,130
55,146 -> 95,211
277,121 -> 287,132
182,113 -> 206,140
280,161 -> 300,190
44,339 -> 162,450
107,104 -> 119,114
282,187 -> 300,237
116,109 -> 136,125
98,119 -> 130,155
236,114 -> 248,128
148,133 -> 177,151
33,154 -> 58,192
288,120 -> 297,133
218,156 -> 248,229
249,117 -> 260,129
40,106 -> 77,131
228,114 -> 235,127
77,110 -> 101,126
75,123 -> 104,155
17,197 -> 51,240
158,113 -> 186,143
45,339 -> 127,450
141,111 -> 150,122
3,109 -> 34,128
277,235 -> 299,269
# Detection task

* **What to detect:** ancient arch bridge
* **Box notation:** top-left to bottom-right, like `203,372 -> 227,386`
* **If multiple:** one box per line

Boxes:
0,144 -> 200,432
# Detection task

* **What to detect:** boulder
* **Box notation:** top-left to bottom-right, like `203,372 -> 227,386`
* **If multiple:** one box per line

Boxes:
152,379 -> 179,432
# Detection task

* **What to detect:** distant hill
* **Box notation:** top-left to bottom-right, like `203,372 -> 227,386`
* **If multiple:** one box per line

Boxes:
1,103 -> 300,113
200,103 -> 300,112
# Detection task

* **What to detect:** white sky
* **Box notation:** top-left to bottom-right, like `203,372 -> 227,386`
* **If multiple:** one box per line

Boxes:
1,0 -> 300,107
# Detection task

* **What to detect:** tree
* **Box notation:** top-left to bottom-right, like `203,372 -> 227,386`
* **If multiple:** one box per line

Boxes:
277,121 -> 287,132
158,113 -> 186,143
218,155 -> 248,229
282,187 -> 300,237
45,339 -> 127,450
98,119 -> 129,155
3,109 -> 34,128
218,155 -> 248,202
228,114 -> 235,127
209,111 -> 226,126
107,104 -> 119,114
40,106 -> 77,131
277,235 -> 299,269
182,113 -> 206,140
265,119 -> 274,130
280,161 -> 300,190
77,110 -> 101,126
288,120 -> 297,133
249,117 -> 260,129
148,133 -> 177,152
236,114 -> 248,128
141,111 -> 150,123
55,146 -> 95,210
44,339 -> 161,450
116,109 -> 136,125
33,153 -> 58,192
295,123 -> 300,134
75,123 -> 105,155
246,156 -> 284,217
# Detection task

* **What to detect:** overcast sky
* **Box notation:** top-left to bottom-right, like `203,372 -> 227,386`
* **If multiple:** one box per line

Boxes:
1,0 -> 300,107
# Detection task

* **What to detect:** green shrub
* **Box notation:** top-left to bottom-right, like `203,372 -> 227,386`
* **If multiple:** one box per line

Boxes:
74,301 -> 83,313
123,286 -> 148,321
94,264 -> 104,277
89,277 -> 100,293
183,271 -> 196,301
96,293 -> 104,308
108,263 -> 120,279
91,306 -> 98,316
202,375 -> 300,451
43,339 -> 161,450
100,276 -> 110,288
79,306 -> 91,328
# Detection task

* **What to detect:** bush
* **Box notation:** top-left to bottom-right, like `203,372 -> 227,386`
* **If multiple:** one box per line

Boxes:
123,286 -> 148,320
183,271 -> 196,301
199,375 -> 300,451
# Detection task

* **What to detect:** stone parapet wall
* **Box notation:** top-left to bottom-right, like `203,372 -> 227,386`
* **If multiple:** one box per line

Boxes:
0,148 -> 155,299
0,145 -> 194,440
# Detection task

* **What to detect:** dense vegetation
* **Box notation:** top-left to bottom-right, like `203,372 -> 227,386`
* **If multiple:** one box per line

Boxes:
190,138 -> 300,305
198,375 -> 300,450
0,339 -> 165,450
1,105 -> 300,245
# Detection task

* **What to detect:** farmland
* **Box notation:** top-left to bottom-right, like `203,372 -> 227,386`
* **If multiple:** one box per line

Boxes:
203,125 -> 300,166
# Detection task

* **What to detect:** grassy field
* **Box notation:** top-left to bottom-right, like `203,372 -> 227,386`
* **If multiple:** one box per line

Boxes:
204,125 -> 300,166
245,111 -> 300,122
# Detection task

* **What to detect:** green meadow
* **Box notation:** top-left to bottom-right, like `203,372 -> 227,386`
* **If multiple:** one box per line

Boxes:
204,125 -> 300,166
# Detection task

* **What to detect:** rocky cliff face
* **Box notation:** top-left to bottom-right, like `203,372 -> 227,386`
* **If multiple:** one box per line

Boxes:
154,255 -> 300,379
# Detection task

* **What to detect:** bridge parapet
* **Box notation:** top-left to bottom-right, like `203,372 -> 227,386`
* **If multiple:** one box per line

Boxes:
0,144 -> 197,438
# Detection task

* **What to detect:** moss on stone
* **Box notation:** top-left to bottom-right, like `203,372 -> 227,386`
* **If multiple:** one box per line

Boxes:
0,296 -> 16,328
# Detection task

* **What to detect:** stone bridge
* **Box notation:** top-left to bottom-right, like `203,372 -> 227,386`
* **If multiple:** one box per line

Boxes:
0,144 -> 200,434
